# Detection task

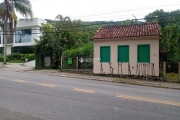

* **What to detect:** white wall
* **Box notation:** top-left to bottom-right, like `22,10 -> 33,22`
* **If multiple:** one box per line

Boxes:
0,19 -> 46,55
93,36 -> 160,76
17,18 -> 47,28
7,46 -> 12,55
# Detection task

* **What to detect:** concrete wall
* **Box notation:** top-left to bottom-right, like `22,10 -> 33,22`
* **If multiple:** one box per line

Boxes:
93,36 -> 160,76
0,19 -> 46,54
7,46 -> 12,55
16,18 -> 47,28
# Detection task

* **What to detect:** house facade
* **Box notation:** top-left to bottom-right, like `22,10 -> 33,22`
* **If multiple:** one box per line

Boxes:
93,22 -> 162,77
0,18 -> 47,55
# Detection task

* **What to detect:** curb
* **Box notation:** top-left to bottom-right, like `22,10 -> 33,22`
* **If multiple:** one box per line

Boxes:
66,75 -> 180,90
22,70 -> 180,90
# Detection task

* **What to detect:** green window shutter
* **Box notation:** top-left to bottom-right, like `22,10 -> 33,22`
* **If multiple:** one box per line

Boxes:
118,45 -> 129,62
100,46 -> 110,62
137,44 -> 150,63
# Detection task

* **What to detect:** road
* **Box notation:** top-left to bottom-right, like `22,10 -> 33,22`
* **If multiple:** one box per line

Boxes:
0,71 -> 179,120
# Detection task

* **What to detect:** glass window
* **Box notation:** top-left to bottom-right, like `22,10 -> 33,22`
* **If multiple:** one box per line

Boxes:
15,29 -> 32,43
0,47 -> 3,55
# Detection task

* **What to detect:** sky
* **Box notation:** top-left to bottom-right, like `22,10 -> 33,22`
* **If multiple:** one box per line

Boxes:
5,0 -> 180,21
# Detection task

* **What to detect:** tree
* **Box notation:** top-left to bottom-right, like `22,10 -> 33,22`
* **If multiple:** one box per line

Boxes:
0,0 -> 33,64
145,9 -> 180,65
162,24 -> 180,62
145,9 -> 168,28
55,14 -> 71,28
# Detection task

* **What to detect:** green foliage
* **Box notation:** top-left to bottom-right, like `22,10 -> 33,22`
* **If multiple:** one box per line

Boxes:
159,70 -> 164,78
0,0 -> 33,64
159,23 -> 180,62
8,60 -> 24,63
62,42 -> 93,69
6,53 -> 35,62
26,54 -> 36,61
166,73 -> 179,82
7,53 -> 21,60
145,9 -> 180,63
34,23 -> 62,69
35,14 -> 97,69
62,42 -> 93,57
0,56 -> 9,62
20,54 -> 35,61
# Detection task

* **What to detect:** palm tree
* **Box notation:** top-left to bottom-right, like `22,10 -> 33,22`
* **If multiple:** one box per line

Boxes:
0,0 -> 33,64
55,14 -> 71,27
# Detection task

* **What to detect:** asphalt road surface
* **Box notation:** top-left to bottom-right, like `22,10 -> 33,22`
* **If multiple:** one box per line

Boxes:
0,71 -> 179,120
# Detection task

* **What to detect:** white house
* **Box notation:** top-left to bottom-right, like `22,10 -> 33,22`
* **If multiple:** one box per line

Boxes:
93,22 -> 162,77
0,18 -> 47,55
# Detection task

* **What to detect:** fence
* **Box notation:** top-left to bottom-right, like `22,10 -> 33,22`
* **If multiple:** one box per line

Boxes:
164,62 -> 179,82
60,57 -> 180,82
61,56 -> 77,69
61,56 -> 93,74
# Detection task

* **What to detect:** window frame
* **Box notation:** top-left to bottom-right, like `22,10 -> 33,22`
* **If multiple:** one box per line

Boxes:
137,44 -> 150,63
100,46 -> 111,63
117,45 -> 129,63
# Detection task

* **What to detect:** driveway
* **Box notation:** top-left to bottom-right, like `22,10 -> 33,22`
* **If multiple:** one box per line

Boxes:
24,60 -> 35,68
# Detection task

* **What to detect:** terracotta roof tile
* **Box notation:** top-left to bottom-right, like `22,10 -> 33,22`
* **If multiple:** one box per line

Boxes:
93,22 -> 162,39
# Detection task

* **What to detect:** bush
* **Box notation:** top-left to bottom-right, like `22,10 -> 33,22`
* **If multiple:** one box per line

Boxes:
19,54 -> 35,61
159,70 -> 164,78
7,53 -> 21,60
62,43 -> 93,69
0,56 -> 3,62
0,56 -> 9,62
7,53 -> 35,62
27,54 -> 35,61
62,42 -> 93,57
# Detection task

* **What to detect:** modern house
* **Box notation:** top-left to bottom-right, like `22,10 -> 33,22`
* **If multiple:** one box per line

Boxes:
93,22 -> 162,77
0,18 -> 47,55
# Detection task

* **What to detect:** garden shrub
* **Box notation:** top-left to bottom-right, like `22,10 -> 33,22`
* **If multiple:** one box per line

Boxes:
62,42 -> 93,69
62,42 -> 93,57
0,56 -> 9,62
6,53 -> 35,62
7,53 -> 21,60
0,56 -> 4,62
27,54 -> 35,61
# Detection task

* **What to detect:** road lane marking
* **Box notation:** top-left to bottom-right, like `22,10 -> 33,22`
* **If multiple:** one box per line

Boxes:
73,88 -> 95,93
38,83 -> 57,87
117,94 -> 180,107
13,79 -> 27,83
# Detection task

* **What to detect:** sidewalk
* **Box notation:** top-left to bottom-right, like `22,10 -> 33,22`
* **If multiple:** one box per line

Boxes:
1,62 -> 180,90
22,69 -> 180,90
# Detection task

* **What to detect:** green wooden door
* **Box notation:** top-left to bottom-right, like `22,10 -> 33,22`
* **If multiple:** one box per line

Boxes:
118,45 -> 129,62
100,46 -> 110,62
137,44 -> 150,63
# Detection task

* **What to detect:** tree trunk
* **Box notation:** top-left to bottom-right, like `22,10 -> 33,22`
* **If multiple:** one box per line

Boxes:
3,20 -> 7,64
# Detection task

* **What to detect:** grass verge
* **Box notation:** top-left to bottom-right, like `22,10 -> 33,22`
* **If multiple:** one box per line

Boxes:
166,73 -> 179,82
8,60 -> 24,63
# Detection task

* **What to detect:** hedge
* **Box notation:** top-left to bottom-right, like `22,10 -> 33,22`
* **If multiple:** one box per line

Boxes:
62,42 -> 93,57
20,54 -> 35,61
0,56 -> 9,62
62,43 -> 93,69
6,53 -> 35,62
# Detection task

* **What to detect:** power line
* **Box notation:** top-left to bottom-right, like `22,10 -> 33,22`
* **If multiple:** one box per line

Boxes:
0,13 -> 180,35
1,19 -> 180,35
71,2 -> 180,19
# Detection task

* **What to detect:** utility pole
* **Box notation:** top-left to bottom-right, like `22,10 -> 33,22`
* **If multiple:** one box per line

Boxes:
132,15 -> 137,24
